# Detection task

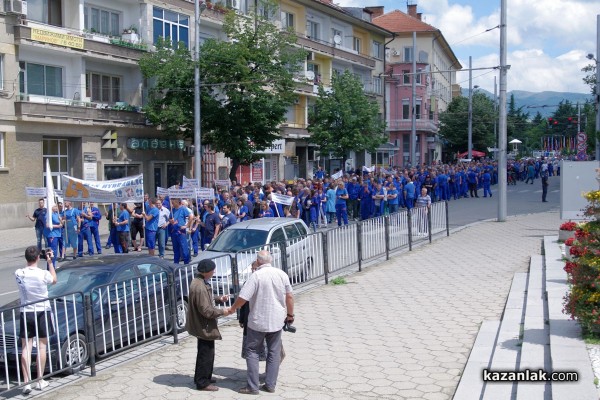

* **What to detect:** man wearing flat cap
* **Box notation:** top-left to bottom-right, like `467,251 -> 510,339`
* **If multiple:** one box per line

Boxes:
186,259 -> 232,391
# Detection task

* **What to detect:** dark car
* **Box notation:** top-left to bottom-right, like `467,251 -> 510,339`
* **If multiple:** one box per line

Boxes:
0,254 -> 193,375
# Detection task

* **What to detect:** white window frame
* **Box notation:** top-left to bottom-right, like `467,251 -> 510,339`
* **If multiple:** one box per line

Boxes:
0,133 -> 5,168
0,54 -> 4,91
353,37 -> 361,53
84,4 -> 121,36
43,138 -> 69,190
19,62 -> 64,98
404,47 -> 413,62
373,76 -> 382,94
307,20 -> 320,40
86,72 -> 121,104
281,11 -> 294,30
372,41 -> 382,59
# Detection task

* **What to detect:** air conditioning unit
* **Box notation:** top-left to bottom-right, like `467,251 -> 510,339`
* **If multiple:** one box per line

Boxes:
6,0 -> 27,15
392,49 -> 400,57
226,0 -> 237,9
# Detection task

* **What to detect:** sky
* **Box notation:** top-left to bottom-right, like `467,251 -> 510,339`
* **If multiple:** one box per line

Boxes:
337,0 -> 599,95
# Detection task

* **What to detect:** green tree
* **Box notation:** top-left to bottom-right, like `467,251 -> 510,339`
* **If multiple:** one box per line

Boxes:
307,70 -> 386,166
140,3 -> 305,181
507,93 -> 530,141
438,92 -> 496,156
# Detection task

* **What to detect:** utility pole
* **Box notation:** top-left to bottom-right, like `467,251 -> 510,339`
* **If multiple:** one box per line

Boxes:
596,15 -> 600,162
194,1 -> 206,187
467,56 -> 473,160
494,76 -> 498,160
498,0 -> 508,222
411,31 -> 417,167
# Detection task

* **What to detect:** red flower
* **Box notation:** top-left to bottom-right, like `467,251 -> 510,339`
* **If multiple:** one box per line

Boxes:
565,237 -> 576,246
560,221 -> 577,231
564,261 -> 578,274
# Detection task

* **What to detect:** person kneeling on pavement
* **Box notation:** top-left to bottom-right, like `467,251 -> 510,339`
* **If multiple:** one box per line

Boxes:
186,259 -> 232,391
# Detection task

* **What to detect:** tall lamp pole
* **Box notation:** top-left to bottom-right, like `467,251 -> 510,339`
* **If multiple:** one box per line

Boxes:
498,0 -> 508,222
467,55 -> 476,160
194,1 -> 207,187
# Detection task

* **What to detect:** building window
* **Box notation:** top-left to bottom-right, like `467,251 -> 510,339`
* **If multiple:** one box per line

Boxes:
403,70 -> 410,85
153,7 -> 189,48
20,62 -> 63,97
404,47 -> 413,62
372,41 -> 382,59
0,54 -> 3,91
402,100 -> 410,120
104,164 -> 140,180
281,11 -> 294,30
84,5 -> 120,36
86,72 -> 121,103
416,101 -> 422,119
0,132 -> 5,168
353,37 -> 361,53
28,0 -> 62,27
43,138 -> 68,189
307,63 -> 320,83
415,68 -> 422,85
372,76 -> 382,94
307,21 -> 319,40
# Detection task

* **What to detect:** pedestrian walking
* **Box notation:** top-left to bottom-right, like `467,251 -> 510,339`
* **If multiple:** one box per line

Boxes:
26,198 -> 47,251
156,200 -> 170,259
186,259 -> 232,392
169,198 -> 191,264
141,199 -> 160,256
228,250 -> 295,395
114,203 -> 130,253
15,246 -> 57,394
541,161 -> 549,202
415,187 -> 431,236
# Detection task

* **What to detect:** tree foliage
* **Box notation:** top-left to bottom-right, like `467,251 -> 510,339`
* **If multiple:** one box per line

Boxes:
140,4 -> 305,181
438,92 -> 496,155
307,70 -> 386,164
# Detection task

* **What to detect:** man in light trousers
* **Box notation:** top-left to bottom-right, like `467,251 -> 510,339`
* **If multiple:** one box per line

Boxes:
228,250 -> 295,395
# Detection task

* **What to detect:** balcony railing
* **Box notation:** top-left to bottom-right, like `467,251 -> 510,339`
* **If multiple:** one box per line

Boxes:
387,119 -> 439,133
14,23 -> 148,61
15,94 -> 147,125
294,33 -> 377,69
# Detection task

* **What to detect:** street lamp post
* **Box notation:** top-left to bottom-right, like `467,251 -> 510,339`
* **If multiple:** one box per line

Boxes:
588,15 -> 600,162
194,1 -> 207,187
467,55 -> 477,160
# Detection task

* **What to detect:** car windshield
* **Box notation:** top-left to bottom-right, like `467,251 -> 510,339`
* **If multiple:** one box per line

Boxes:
207,229 -> 269,253
48,269 -> 112,297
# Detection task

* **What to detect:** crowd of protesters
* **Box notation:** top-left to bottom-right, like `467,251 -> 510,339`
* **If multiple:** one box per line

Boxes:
26,156 -> 559,265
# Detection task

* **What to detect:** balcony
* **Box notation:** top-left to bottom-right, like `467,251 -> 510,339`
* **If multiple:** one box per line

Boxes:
14,24 -> 147,62
295,34 -> 376,69
15,95 -> 147,126
387,119 -> 438,133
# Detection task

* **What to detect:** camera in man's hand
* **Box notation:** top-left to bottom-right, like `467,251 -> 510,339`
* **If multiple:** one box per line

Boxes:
40,248 -> 52,259
283,322 -> 296,333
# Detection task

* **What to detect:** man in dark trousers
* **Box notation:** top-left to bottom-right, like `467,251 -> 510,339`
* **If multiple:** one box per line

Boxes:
186,259 -> 231,391
228,250 -> 295,395
541,160 -> 549,202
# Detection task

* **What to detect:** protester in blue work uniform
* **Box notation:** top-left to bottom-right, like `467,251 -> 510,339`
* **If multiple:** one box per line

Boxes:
335,181 -> 349,226
387,184 -> 400,214
258,201 -> 274,218
26,198 -> 47,251
220,203 -> 237,231
346,177 -> 361,220
436,172 -> 448,201
359,183 -> 373,220
482,170 -> 492,198
156,200 -> 170,259
404,178 -> 416,209
467,168 -> 479,198
78,202 -> 94,257
306,190 -> 319,232
169,198 -> 191,264
114,203 -> 130,253
63,201 -> 80,260
236,198 -> 250,222
57,202 -> 66,261
44,204 -> 62,268
314,166 -> 325,180
106,204 -> 122,253
142,199 -> 160,256
325,185 -> 336,224
525,161 -> 535,184
372,183 -> 386,217
88,203 -> 103,255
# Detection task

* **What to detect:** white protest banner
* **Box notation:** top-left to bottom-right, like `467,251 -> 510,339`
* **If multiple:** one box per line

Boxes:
61,174 -> 144,203
214,179 -> 231,187
271,193 -> 294,206
362,165 -> 375,173
331,170 -> 343,180
182,176 -> 199,189
196,187 -> 215,200
168,187 -> 197,199
156,187 -> 169,197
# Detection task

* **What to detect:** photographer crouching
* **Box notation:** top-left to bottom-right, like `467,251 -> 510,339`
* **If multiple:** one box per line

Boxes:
228,250 -> 295,395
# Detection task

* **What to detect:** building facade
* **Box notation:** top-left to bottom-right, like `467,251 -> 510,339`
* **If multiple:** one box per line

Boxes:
372,4 -> 461,167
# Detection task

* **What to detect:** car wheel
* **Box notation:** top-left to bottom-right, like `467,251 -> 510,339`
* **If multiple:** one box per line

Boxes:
60,333 -> 88,374
176,299 -> 188,332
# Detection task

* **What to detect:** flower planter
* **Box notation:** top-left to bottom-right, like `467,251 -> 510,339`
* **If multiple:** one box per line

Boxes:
122,32 -> 140,43
564,245 -> 571,260
559,229 -> 575,242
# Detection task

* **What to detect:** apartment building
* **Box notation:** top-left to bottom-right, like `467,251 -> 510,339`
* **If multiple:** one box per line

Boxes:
372,4 -> 461,167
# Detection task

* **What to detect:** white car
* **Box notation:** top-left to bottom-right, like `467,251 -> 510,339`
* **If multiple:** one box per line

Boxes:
191,218 -> 313,295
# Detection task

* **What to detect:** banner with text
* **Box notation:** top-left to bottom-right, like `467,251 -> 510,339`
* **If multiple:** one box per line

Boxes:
26,187 -> 64,197
61,174 -> 144,203
196,187 -> 215,200
271,193 -> 294,206
168,188 -> 197,199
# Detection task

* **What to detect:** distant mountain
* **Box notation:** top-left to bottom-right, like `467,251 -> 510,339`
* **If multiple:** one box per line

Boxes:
459,89 -> 592,118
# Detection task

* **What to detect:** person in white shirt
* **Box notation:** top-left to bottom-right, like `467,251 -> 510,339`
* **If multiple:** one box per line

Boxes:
228,250 -> 294,395
15,246 -> 57,394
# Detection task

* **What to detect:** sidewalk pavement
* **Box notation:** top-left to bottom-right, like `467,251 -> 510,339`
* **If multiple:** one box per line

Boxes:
27,211 -> 561,399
